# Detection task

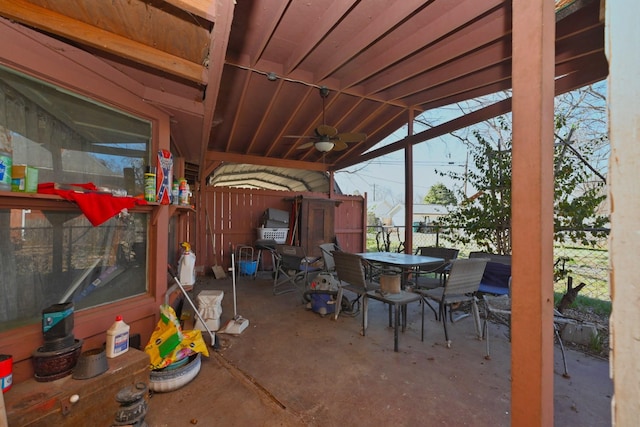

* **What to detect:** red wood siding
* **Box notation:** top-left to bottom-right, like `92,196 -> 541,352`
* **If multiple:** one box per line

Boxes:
195,187 -> 365,272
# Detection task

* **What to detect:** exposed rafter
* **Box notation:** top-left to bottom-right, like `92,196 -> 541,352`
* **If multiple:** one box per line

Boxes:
1,0 -> 207,84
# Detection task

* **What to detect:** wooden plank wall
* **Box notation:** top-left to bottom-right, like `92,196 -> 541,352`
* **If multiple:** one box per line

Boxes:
195,186 -> 365,272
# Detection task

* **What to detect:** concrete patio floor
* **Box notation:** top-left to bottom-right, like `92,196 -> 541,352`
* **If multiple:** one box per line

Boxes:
144,273 -> 612,426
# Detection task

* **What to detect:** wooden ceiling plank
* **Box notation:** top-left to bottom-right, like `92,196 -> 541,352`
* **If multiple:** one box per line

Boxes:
344,0 -> 507,90
162,0 -> 217,22
421,80 -> 512,111
143,86 -> 205,116
404,62 -> 512,107
283,0 -> 358,74
334,51 -> 608,172
362,8 -> 510,94
246,1 -> 290,66
247,79 -> 284,153
402,23 -> 603,107
270,87 -> 315,158
0,0 -> 206,84
224,70 -> 252,153
382,38 -> 512,101
313,0 -> 429,80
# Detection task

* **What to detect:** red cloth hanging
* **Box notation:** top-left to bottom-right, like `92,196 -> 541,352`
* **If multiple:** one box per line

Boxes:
38,182 -> 147,226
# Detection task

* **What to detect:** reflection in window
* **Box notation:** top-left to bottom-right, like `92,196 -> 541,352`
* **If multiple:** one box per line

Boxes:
0,66 -> 152,331
0,65 -> 152,194
0,209 -> 148,331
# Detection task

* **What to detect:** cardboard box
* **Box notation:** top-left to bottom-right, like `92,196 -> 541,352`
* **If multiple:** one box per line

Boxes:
11,165 -> 38,192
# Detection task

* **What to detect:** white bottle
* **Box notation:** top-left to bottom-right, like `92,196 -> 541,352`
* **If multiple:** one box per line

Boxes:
106,315 -> 130,358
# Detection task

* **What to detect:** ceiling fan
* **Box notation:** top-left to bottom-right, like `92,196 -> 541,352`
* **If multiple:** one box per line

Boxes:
285,86 -> 366,153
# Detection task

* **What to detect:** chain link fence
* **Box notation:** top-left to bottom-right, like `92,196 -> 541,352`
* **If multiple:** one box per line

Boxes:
366,225 -> 610,303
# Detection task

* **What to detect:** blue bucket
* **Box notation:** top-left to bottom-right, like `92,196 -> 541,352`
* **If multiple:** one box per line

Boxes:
239,260 -> 257,275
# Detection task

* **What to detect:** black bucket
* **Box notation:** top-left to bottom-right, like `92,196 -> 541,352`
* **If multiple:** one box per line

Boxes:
42,302 -> 74,340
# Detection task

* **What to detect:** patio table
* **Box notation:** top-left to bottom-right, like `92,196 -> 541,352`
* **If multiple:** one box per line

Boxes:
356,252 -> 444,287
353,252 -> 443,351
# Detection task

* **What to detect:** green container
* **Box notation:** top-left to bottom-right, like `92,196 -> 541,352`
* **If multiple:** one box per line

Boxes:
0,151 -> 11,191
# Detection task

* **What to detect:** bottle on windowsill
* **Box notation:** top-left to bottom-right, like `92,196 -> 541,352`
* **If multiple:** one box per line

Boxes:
106,315 -> 130,358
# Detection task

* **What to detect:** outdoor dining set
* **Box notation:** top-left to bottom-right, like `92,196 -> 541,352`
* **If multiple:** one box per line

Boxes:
241,240 -> 570,376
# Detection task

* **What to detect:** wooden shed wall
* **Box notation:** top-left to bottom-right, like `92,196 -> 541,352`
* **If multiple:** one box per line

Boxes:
194,186 -> 366,272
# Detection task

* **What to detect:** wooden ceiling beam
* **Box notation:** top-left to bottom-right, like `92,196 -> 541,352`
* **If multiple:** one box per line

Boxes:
0,0 -> 207,84
205,151 -> 328,172
198,0 -> 235,167
333,50 -> 608,172
162,0 -> 216,22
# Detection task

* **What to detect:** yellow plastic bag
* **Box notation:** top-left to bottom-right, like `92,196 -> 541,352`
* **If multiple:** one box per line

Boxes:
145,304 -> 184,369
164,329 -> 210,364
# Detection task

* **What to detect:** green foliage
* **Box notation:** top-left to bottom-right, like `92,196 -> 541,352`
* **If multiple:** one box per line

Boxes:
423,182 -> 457,205
435,110 -> 608,254
589,332 -> 604,353
436,117 -> 513,254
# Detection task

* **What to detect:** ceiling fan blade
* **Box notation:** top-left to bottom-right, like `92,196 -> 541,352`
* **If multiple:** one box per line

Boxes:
297,142 -> 315,150
336,132 -> 367,143
332,141 -> 349,151
316,124 -> 338,137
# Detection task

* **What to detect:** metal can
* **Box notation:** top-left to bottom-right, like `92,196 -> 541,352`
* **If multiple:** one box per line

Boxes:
144,167 -> 156,202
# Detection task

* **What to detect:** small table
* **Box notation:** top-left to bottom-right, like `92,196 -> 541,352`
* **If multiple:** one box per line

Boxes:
356,252 -> 444,286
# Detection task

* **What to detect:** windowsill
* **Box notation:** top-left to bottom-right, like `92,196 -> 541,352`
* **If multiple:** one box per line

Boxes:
0,190 -> 154,213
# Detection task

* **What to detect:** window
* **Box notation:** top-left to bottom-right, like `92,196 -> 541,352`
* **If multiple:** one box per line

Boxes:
0,66 -> 153,331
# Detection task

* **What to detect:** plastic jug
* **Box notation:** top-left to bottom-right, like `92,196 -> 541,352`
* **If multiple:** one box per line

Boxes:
106,315 -> 130,358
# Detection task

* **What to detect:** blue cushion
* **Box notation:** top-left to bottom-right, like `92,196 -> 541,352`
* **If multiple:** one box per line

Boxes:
478,261 -> 511,295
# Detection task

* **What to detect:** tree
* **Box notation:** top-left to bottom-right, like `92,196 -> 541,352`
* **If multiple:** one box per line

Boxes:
436,121 -> 513,254
423,182 -> 457,205
434,85 -> 609,255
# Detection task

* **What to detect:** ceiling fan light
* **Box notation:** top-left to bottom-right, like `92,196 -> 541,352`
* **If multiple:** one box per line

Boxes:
315,141 -> 334,152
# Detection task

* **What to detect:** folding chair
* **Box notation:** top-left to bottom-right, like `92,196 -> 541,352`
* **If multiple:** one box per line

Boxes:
273,244 -> 319,295
414,258 -> 488,348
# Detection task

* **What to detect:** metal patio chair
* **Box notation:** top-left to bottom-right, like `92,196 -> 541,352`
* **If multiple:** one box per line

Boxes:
332,251 -> 424,352
319,242 -> 340,275
414,257 -> 489,348
412,246 -> 460,289
482,285 -> 570,378
272,244 -> 320,296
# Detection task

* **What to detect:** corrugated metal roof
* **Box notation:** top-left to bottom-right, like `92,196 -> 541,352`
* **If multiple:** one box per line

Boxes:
208,163 -> 338,194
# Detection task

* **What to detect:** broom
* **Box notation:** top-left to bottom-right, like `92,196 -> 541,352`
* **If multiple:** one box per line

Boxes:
218,252 -> 249,335
206,208 -> 226,279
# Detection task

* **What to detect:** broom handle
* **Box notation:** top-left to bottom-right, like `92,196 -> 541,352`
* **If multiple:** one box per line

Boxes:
167,265 -> 216,346
231,253 -> 238,317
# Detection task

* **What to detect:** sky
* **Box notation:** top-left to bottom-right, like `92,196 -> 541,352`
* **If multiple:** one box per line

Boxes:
334,81 -> 608,206
334,113 -> 471,205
